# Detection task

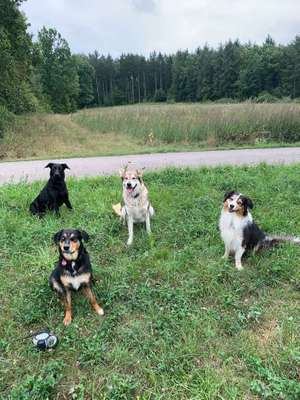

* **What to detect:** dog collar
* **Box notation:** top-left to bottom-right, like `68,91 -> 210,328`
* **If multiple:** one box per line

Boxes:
61,259 -> 77,275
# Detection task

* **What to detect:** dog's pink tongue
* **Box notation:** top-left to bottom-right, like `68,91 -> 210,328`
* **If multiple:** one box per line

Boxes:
127,188 -> 133,193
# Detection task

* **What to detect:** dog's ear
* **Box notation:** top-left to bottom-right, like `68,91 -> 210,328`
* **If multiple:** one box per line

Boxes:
45,163 -> 54,169
244,196 -> 253,209
53,230 -> 63,243
80,230 -> 89,242
136,168 -> 144,182
119,168 -> 125,180
223,191 -> 235,202
62,163 -> 70,170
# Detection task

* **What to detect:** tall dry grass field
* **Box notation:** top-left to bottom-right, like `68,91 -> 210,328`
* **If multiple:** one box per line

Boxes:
74,103 -> 300,145
1,102 -> 300,160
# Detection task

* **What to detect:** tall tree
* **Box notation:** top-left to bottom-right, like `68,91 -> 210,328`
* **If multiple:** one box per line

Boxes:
73,54 -> 95,108
36,27 -> 79,113
0,0 -> 36,113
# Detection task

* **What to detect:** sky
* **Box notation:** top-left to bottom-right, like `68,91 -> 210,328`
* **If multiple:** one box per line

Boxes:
21,0 -> 300,57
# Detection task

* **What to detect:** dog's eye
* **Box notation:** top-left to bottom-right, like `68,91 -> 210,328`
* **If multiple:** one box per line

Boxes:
60,237 -> 65,242
132,177 -> 136,180
71,238 -> 78,242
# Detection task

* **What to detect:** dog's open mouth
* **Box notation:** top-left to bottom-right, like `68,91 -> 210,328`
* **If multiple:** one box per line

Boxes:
126,184 -> 137,193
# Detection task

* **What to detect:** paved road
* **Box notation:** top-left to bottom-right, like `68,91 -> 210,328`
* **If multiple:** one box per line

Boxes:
0,147 -> 299,185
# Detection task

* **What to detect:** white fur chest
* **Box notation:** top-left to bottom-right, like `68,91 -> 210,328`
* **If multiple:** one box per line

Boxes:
125,201 -> 148,222
123,189 -> 149,223
219,210 -> 252,251
61,272 -> 90,291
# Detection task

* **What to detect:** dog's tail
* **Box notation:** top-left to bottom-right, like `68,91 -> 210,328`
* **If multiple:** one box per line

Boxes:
112,203 -> 122,217
262,235 -> 300,248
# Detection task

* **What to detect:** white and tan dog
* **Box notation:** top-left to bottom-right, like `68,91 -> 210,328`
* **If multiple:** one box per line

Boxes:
113,167 -> 154,245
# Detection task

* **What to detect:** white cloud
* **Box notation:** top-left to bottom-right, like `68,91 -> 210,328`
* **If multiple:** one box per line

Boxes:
21,0 -> 300,56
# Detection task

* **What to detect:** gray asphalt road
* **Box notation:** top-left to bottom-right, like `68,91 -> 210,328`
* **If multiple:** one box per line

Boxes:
0,147 -> 299,185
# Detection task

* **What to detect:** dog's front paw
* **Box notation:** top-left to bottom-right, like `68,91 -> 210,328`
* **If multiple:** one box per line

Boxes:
63,313 -> 72,326
96,307 -> 104,316
235,263 -> 244,271
127,238 -> 133,246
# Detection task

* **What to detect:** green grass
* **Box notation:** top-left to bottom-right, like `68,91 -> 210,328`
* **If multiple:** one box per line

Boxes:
0,165 -> 300,399
1,102 -> 300,161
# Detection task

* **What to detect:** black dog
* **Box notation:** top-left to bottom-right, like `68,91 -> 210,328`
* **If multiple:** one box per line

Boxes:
29,163 -> 72,216
50,229 -> 104,326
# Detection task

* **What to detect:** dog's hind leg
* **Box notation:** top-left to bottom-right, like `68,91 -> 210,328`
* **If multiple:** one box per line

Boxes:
127,216 -> 134,246
149,205 -> 155,217
222,243 -> 230,259
82,286 -> 104,316
64,197 -> 73,210
145,212 -> 151,235
63,290 -> 72,326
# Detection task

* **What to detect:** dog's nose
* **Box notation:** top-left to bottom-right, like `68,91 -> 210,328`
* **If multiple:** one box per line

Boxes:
127,182 -> 132,188
229,204 -> 234,209
63,246 -> 70,251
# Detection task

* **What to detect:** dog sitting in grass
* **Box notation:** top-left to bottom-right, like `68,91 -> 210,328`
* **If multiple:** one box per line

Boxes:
219,191 -> 300,270
29,163 -> 72,216
50,229 -> 104,326
113,166 -> 154,245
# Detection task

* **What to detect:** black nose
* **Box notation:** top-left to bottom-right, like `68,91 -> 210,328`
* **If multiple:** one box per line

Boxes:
127,183 -> 132,188
230,204 -> 234,209
63,246 -> 70,251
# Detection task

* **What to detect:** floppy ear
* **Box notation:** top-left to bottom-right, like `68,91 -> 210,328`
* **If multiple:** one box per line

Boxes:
62,163 -> 70,170
80,230 -> 90,242
53,230 -> 63,243
223,191 -> 235,202
45,163 -> 54,169
245,197 -> 253,209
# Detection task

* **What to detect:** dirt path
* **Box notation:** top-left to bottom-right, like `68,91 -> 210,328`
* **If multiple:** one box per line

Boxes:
0,147 -> 299,185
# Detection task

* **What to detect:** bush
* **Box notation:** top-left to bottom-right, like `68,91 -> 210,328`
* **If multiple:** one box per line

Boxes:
253,92 -> 280,103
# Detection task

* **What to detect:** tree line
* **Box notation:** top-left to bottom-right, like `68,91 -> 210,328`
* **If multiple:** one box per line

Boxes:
1,0 -> 300,121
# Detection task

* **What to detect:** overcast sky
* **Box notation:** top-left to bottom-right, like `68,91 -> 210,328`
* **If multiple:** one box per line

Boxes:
21,0 -> 300,57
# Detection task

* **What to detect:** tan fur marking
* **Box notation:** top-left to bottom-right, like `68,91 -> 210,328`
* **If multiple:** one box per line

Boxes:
61,272 -> 91,290
82,286 -> 104,316
63,290 -> 72,326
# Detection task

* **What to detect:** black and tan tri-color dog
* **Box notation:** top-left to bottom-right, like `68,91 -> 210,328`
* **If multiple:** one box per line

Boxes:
50,229 -> 104,326
30,163 -> 72,216
219,191 -> 300,270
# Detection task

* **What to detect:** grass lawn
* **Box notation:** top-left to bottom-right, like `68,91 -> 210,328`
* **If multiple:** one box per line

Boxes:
0,165 -> 300,399
1,102 -> 300,161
